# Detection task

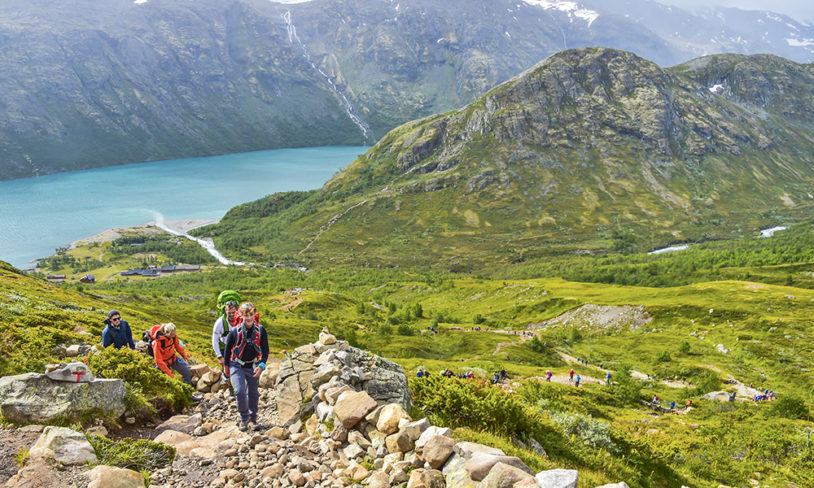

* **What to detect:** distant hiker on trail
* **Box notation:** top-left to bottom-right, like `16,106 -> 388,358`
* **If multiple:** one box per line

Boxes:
606,371 -> 612,386
500,368 -> 507,380
652,395 -> 659,405
223,302 -> 269,432
493,372 -> 500,384
670,400 -> 676,409
569,369 -> 575,383
212,291 -> 241,366
102,310 -> 135,350
575,374 -> 581,387
686,399 -> 693,407
546,370 -> 552,382
149,323 -> 192,385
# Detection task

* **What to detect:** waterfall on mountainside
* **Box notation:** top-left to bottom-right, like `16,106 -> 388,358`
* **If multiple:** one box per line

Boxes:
283,10 -> 372,141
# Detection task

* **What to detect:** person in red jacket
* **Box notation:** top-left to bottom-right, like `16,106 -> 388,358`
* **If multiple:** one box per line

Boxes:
150,323 -> 192,385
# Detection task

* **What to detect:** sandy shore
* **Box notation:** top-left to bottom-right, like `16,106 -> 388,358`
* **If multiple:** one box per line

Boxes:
68,218 -> 220,248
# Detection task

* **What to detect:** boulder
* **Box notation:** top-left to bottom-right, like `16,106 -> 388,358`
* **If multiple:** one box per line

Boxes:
536,469 -> 578,488
442,452 -> 477,488
416,426 -> 453,449
28,426 -> 97,465
259,359 -> 281,388
274,339 -> 410,425
333,390 -> 378,429
465,453 -> 534,481
155,414 -> 202,435
386,430 -> 415,454
87,465 -> 144,488
422,435 -> 456,469
407,468 -> 445,488
368,471 -> 390,488
475,462 -> 534,488
189,363 -> 210,378
377,403 -> 411,434
454,441 -> 504,459
44,362 -> 95,383
0,372 -> 126,424
319,330 -> 337,345
402,417 -> 431,442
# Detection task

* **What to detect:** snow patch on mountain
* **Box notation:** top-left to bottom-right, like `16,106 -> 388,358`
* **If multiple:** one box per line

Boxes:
709,84 -> 725,94
269,0 -> 312,4
134,0 -> 147,4
522,0 -> 599,27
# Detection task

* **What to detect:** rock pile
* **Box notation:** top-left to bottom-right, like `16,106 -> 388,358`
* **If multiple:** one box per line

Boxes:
148,332 -> 604,488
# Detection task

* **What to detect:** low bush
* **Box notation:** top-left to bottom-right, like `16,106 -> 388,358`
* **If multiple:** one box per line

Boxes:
86,433 -> 175,472
87,347 -> 193,413
549,411 -> 619,454
770,396 -> 810,420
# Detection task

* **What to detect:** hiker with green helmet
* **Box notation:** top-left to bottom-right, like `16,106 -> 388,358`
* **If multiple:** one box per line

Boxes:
212,290 -> 241,366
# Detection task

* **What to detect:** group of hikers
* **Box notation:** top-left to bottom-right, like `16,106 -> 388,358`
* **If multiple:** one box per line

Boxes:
99,290 -> 271,432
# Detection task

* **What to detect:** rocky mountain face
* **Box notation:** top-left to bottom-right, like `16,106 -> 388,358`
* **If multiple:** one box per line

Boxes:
201,48 -> 814,266
2,0 -> 813,180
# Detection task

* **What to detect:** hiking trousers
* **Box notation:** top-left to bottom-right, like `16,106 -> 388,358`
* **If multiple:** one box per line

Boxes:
229,364 -> 259,423
157,357 -> 192,385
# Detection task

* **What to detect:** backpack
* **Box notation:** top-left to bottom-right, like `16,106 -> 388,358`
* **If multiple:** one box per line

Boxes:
230,324 -> 263,366
142,329 -> 154,356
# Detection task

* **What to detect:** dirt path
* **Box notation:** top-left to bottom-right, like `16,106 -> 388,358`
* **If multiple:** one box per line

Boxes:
281,298 -> 303,312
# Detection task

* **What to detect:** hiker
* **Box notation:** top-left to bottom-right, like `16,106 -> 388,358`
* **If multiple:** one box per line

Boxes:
500,367 -> 507,380
102,310 -> 135,350
729,391 -> 736,402
569,369 -> 575,383
493,372 -> 500,384
212,292 -> 240,366
149,323 -> 192,385
575,374 -> 581,387
686,399 -> 692,407
606,371 -> 612,386
223,302 -> 269,432
669,400 -> 676,409
546,370 -> 552,382
652,395 -> 659,405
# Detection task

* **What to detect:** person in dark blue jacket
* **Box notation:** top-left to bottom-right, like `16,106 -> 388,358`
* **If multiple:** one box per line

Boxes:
102,310 -> 135,350
223,302 -> 269,432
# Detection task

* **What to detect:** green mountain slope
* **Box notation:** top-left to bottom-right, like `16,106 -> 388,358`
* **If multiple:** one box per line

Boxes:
200,48 -> 814,268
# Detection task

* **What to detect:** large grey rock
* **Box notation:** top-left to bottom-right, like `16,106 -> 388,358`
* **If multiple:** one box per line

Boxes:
0,372 -> 126,424
407,468 -> 445,488
334,390 -> 378,429
87,465 -> 145,488
155,413 -> 202,435
536,469 -> 579,488
454,441 -> 504,459
28,426 -> 97,465
442,452 -> 477,488
423,435 -> 456,469
416,425 -> 453,449
274,339 -> 410,426
475,462 -> 535,488
465,453 -> 534,481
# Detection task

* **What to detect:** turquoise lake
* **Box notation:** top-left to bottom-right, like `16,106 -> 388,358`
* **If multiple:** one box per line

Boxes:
0,146 -> 368,268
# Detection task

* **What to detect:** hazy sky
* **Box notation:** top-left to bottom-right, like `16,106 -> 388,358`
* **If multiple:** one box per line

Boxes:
656,0 -> 812,24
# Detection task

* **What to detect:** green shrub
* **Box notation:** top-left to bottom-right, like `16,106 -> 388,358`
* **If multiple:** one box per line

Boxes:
655,350 -> 672,362
86,433 -> 175,472
770,396 -> 810,420
613,364 -> 642,404
87,347 -> 193,413
397,324 -> 414,336
549,411 -> 619,453
678,341 -> 691,354
528,336 -> 547,353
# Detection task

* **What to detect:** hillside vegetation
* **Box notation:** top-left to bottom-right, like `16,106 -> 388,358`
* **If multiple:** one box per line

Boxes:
11,223 -> 814,486
197,48 -> 814,269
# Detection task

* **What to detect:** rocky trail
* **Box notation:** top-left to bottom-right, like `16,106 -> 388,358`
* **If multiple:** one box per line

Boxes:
2,332 -> 612,488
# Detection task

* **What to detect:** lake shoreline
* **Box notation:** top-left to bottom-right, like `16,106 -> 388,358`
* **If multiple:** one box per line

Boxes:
67,219 -> 220,250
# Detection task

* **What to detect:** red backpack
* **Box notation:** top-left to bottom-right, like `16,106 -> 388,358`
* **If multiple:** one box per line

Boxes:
230,324 -> 263,366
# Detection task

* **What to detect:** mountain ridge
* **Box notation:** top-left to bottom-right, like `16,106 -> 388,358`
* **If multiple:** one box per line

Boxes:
198,48 -> 814,267
3,0 -> 814,180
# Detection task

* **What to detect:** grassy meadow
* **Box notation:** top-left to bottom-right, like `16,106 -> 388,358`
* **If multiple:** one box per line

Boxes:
7,224 -> 814,487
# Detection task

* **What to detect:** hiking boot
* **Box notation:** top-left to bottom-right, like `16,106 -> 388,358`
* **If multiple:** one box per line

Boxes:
249,421 -> 262,432
238,420 -> 249,432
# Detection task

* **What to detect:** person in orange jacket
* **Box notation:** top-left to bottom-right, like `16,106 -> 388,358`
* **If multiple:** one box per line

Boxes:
149,323 -> 192,385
